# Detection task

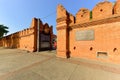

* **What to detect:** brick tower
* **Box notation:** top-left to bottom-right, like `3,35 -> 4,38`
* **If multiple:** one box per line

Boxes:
56,4 -> 69,58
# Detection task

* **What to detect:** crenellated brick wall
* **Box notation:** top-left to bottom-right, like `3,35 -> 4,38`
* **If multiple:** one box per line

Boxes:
0,18 -> 53,52
56,1 -> 120,63
76,8 -> 90,23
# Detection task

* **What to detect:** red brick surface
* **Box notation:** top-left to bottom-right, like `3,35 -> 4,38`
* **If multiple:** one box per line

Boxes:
56,1 -> 120,63
92,1 -> 113,20
114,0 -> 120,15
76,8 -> 90,23
0,18 -> 53,52
70,22 -> 120,63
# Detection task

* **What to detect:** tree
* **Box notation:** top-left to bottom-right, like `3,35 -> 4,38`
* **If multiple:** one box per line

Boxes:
0,25 -> 9,38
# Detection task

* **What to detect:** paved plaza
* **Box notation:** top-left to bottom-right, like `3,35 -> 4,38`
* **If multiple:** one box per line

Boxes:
0,47 -> 120,80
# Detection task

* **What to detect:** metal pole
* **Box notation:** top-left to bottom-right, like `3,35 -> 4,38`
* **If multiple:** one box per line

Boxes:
37,18 -> 40,52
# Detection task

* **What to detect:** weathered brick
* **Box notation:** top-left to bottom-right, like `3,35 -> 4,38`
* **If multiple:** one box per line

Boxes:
92,1 -> 113,20
76,8 -> 90,23
113,0 -> 120,15
0,18 -> 53,52
56,1 -> 120,63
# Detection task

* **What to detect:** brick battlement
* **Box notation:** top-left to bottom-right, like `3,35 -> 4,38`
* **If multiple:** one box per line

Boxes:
56,1 -> 120,63
57,1 -> 120,25
0,18 -> 53,52
70,15 -> 120,29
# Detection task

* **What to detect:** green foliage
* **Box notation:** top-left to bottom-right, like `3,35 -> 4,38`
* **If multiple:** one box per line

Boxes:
0,25 -> 9,38
90,11 -> 92,20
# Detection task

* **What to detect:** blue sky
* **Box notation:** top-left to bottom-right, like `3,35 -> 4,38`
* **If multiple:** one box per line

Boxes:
0,0 -> 115,35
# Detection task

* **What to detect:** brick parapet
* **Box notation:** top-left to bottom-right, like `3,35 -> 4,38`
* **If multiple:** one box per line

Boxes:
0,18 -> 53,52
70,15 -> 120,29
56,1 -> 120,26
56,0 -> 120,63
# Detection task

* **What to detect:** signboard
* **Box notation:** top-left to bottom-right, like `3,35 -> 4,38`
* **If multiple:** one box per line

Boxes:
76,30 -> 94,41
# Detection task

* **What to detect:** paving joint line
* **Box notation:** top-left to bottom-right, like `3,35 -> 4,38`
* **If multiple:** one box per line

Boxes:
0,56 -> 54,80
59,58 -> 120,74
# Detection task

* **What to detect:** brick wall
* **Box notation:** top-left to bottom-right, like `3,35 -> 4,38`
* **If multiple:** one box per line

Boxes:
92,1 -> 113,20
0,18 -> 53,52
76,8 -> 90,23
56,1 -> 120,63
114,0 -> 120,14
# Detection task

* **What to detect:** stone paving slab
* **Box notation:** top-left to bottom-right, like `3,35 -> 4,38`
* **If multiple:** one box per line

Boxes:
0,48 -> 51,77
70,65 -> 120,80
0,48 -> 120,80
